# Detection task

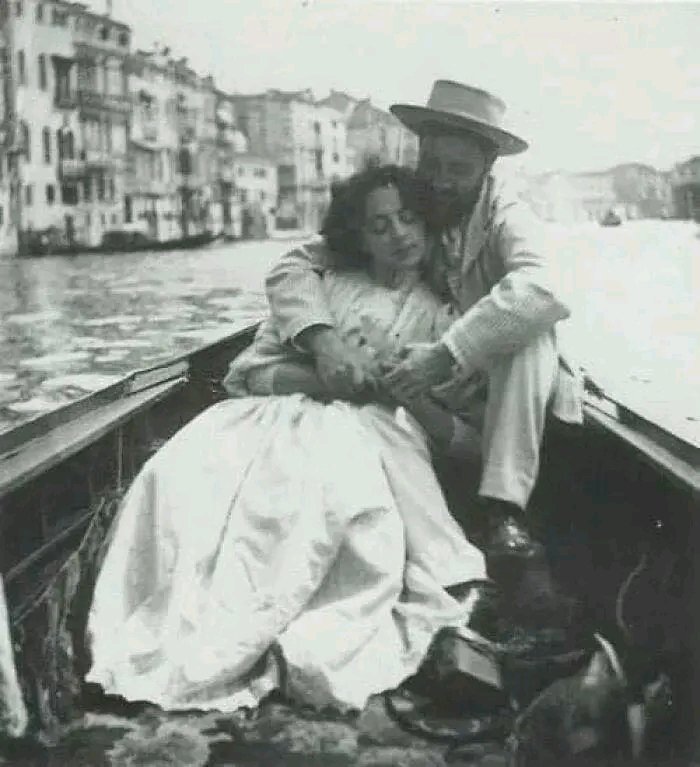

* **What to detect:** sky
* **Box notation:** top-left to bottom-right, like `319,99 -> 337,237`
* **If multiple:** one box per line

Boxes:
106,0 -> 699,173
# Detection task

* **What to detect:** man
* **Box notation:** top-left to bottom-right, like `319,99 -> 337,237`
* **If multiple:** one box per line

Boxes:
264,80 -> 583,616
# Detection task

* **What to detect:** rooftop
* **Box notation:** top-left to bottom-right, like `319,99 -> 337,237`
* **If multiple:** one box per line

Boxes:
55,0 -> 131,31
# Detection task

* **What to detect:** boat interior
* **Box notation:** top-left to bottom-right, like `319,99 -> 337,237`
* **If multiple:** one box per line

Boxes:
0,323 -> 697,763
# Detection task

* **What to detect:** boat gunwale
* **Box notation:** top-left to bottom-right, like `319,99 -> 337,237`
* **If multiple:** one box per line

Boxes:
0,319 -> 697,501
0,321 -> 262,459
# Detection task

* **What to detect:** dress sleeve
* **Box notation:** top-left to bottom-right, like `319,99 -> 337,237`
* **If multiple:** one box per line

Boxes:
265,238 -> 337,344
222,319 -> 308,397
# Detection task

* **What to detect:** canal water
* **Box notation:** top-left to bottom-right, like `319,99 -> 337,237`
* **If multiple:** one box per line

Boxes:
0,222 -> 698,444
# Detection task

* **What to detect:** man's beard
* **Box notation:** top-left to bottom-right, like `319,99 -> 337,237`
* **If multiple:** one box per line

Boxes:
427,185 -> 482,229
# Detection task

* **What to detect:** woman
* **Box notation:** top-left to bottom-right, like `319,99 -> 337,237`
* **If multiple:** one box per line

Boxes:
86,165 -> 487,715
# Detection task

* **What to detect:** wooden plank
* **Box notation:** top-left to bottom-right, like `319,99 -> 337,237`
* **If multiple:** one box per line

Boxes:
0,361 -> 188,457
0,377 -> 186,499
584,403 -> 700,497
4,508 -> 94,585
0,320 -> 260,457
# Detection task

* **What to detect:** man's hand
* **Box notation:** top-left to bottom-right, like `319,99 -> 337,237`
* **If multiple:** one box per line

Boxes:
382,342 -> 455,400
298,326 -> 378,401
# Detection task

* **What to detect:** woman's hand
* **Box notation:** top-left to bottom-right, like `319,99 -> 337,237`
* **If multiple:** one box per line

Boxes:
381,342 -> 456,400
302,327 -> 380,401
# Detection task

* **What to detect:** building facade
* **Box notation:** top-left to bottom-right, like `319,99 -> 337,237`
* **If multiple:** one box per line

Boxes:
124,48 -> 179,242
318,90 -> 418,174
345,99 -> 419,172
233,153 -> 277,238
0,0 -> 131,253
609,163 -> 673,219
214,90 -> 247,238
232,89 -> 348,232
524,164 -> 675,224
670,156 -> 700,220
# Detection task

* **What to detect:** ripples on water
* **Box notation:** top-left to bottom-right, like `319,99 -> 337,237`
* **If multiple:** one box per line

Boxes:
0,239 -> 283,433
0,223 -> 698,444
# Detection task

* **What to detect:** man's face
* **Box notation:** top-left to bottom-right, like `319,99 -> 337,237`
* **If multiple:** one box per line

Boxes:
417,133 -> 490,226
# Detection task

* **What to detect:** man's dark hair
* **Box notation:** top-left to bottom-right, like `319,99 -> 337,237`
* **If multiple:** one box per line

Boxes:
320,164 -> 432,270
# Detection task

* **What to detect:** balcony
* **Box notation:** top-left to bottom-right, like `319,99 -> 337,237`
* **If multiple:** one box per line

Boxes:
218,165 -> 235,183
84,149 -> 125,169
179,125 -> 197,144
78,89 -> 131,115
54,90 -> 79,110
175,172 -> 203,191
126,177 -> 171,197
59,151 -> 125,178
59,159 -> 87,178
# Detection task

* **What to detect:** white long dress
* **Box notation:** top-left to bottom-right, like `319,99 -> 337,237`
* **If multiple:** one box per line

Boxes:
86,271 -> 486,713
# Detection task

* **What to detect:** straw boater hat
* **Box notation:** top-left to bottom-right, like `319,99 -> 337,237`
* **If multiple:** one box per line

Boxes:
390,79 -> 528,156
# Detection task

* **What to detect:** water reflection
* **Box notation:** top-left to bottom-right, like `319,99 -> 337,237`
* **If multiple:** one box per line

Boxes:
0,224 -> 698,444
0,240 -> 283,432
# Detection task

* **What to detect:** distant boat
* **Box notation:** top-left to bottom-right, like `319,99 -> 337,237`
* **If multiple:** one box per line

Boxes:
20,229 -> 220,257
98,230 -> 220,254
600,209 -> 622,227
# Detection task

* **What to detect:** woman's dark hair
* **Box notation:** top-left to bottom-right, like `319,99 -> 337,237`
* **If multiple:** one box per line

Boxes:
320,164 -> 432,271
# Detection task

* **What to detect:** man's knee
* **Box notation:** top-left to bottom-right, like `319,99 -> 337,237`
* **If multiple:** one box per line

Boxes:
486,333 -> 558,411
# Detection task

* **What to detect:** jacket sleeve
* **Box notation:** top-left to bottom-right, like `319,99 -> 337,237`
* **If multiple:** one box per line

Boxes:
441,179 -> 571,374
265,237 -> 337,344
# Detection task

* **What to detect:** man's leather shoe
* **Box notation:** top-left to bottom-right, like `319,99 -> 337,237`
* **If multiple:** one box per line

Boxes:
445,579 -> 501,640
486,514 -> 541,558
481,502 -> 546,585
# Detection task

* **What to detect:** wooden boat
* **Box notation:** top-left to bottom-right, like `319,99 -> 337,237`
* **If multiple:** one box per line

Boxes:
600,209 -> 623,227
0,322 -> 698,761
19,229 -> 220,258
97,230 -> 220,254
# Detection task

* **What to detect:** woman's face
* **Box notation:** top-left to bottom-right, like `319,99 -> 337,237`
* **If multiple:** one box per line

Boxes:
361,184 -> 427,273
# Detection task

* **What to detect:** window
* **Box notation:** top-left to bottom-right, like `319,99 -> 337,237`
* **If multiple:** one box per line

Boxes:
332,152 -> 339,163
118,31 -> 129,47
56,129 -> 64,160
51,8 -> 67,26
14,2 -> 22,17
313,121 -> 321,134
97,173 -> 105,201
66,130 -> 74,159
35,3 -> 43,22
0,206 -> 4,226
17,50 -> 25,85
109,177 -> 115,201
99,26 -> 109,41
25,184 -> 33,206
237,167 -> 244,176
46,184 -> 55,204
124,194 -> 132,223
38,54 -> 47,90
21,122 -> 30,161
100,213 -> 106,226
61,183 -> 78,205
111,213 -> 118,225
43,127 -> 51,163
83,177 -> 92,202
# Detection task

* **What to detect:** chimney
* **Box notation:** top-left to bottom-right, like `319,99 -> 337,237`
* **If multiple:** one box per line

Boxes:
106,0 -> 113,16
